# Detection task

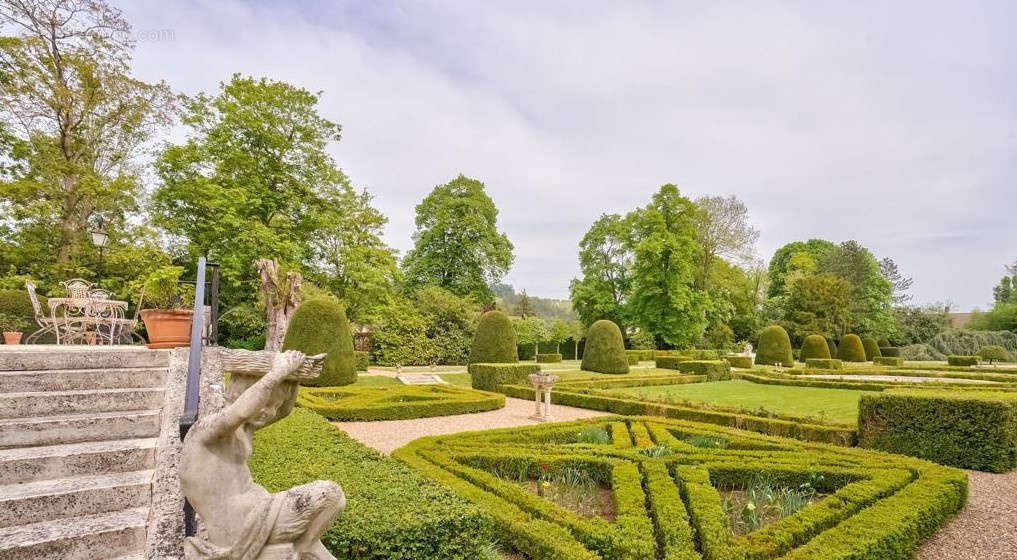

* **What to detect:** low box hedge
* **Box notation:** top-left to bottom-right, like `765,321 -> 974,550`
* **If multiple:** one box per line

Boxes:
676,360 -> 731,381
625,349 -> 655,362
354,351 -> 369,371
879,347 -> 901,357
859,389 -> 1017,472
298,385 -> 505,421
469,362 -> 541,391
947,355 -> 980,366
251,408 -> 493,559
724,355 -> 754,369
655,356 -> 693,369
535,353 -> 562,363
626,354 -> 640,365
873,356 -> 904,367
806,358 -> 842,370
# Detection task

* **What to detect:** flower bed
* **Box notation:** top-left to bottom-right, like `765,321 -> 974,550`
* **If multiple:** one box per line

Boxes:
297,385 -> 505,421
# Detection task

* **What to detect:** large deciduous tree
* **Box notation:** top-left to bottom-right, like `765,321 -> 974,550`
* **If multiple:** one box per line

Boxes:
569,213 -> 633,330
817,241 -> 894,336
766,239 -> 836,298
401,175 -> 513,304
693,195 -> 759,290
784,272 -> 853,339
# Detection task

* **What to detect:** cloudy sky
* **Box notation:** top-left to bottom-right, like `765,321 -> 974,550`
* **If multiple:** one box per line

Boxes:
121,1 -> 1016,310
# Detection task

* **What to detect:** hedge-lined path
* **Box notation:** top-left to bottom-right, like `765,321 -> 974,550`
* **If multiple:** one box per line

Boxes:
917,469 -> 1017,559
802,374 -> 998,384
333,397 -> 610,454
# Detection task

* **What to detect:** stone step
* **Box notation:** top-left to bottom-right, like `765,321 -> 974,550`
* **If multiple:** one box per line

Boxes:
0,438 -> 156,484
0,470 -> 153,528
0,410 -> 160,449
0,507 -> 147,560
0,348 -> 169,372
0,388 -> 164,420
0,367 -> 167,393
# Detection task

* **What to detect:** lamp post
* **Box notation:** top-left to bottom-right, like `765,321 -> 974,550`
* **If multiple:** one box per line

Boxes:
90,219 -> 109,283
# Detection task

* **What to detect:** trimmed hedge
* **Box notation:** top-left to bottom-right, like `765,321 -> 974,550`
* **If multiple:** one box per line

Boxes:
806,358 -> 842,370
838,334 -> 867,362
0,288 -> 48,342
535,353 -> 563,363
801,334 -> 831,361
724,355 -> 754,369
282,298 -> 357,386
655,356 -> 692,369
879,347 -> 901,358
469,310 -> 518,364
354,351 -> 369,372
861,337 -> 882,361
251,408 -> 493,559
873,356 -> 904,367
626,354 -> 639,365
756,325 -> 794,367
581,320 -> 629,374
676,360 -> 731,381
947,355 -> 979,366
859,389 -> 1017,472
469,362 -> 541,391
297,385 -> 505,421
625,349 -> 655,362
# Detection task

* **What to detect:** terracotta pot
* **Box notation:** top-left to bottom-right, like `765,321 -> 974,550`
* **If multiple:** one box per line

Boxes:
140,309 -> 194,349
2,331 -> 22,345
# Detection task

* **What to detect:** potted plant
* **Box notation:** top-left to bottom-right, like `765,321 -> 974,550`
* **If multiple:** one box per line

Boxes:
0,313 -> 28,345
138,266 -> 195,349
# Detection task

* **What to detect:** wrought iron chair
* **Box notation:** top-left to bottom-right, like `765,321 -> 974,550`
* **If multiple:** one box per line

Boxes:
110,287 -> 146,344
24,280 -> 59,344
60,278 -> 93,299
88,288 -> 114,300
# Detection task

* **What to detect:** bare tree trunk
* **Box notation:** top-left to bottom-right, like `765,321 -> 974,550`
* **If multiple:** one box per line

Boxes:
257,259 -> 302,351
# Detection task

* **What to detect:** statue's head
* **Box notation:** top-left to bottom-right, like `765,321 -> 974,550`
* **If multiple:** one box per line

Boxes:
226,374 -> 299,429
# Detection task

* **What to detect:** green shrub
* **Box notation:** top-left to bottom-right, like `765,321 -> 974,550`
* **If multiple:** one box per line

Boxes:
0,288 -> 46,341
626,349 -> 655,363
251,408 -> 493,558
724,355 -> 754,369
806,358 -> 842,370
626,354 -> 639,365
801,335 -> 831,361
861,337 -> 882,361
979,345 -> 1010,364
929,328 -> 1017,356
859,389 -> 1017,472
354,351 -> 369,371
298,385 -> 505,421
535,352 -> 562,363
899,343 -> 945,361
282,298 -> 357,386
873,356 -> 904,367
838,334 -> 867,362
879,347 -> 901,357
581,319 -> 629,374
468,310 -> 518,364
947,355 -> 980,366
655,356 -> 693,369
469,363 -> 540,391
676,360 -> 731,381
826,337 -> 838,358
756,325 -> 794,367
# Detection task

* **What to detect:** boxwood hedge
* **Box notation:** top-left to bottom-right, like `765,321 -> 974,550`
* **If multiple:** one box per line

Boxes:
838,335 -> 867,362
354,351 -> 369,372
535,353 -> 562,363
282,298 -> 357,386
297,385 -> 505,421
655,356 -> 693,369
801,334 -> 831,361
469,362 -> 540,391
947,355 -> 979,366
873,356 -> 904,367
806,358 -> 842,370
724,355 -> 754,369
581,320 -> 629,374
757,325 -> 794,367
676,359 -> 731,381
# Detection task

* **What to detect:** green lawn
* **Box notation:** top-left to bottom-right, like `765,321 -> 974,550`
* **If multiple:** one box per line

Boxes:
614,379 -> 865,425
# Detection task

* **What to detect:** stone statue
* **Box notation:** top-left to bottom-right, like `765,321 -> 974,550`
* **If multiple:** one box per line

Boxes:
180,350 -> 345,560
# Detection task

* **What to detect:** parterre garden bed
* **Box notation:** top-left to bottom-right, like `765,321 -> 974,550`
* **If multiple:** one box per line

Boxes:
297,384 -> 505,421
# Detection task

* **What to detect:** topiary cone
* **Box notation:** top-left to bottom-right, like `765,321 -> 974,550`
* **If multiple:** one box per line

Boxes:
801,334 -> 832,361
861,337 -> 882,361
469,310 -> 518,364
282,297 -> 357,386
838,334 -> 867,362
756,325 -> 794,367
581,320 -> 629,374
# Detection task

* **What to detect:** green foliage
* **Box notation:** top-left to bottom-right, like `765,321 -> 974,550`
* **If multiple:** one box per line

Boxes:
899,344 -> 945,361
879,347 -> 901,357
139,266 -> 193,309
654,356 -> 692,369
947,355 -> 979,367
250,408 -> 493,558
969,303 -> 1017,333
766,239 -> 836,298
581,320 -> 629,374
784,273 -> 853,340
219,303 -> 266,350
928,328 -> 1017,356
826,337 -> 838,358
757,325 -> 794,367
859,389 -> 1017,472
724,355 -> 754,369
978,345 -> 1010,364
0,312 -> 28,332
468,363 -> 540,392
354,351 -> 369,371
513,316 -> 547,358
401,175 -> 514,304
676,360 -> 731,381
817,241 -> 895,337
800,335 -> 831,361
873,357 -> 904,367
373,287 -> 478,366
569,213 -> 634,332
0,288 -> 42,336
282,298 -> 356,386
861,337 -> 882,361
469,310 -> 518,364
536,353 -> 563,363
838,335 -> 867,362
297,385 -> 504,421
806,359 -> 842,370
891,305 -> 952,345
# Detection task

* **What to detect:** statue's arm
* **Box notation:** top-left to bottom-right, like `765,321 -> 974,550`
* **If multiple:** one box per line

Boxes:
202,350 -> 305,440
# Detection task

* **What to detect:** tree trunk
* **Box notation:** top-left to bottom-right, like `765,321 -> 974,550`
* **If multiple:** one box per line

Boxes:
257,259 -> 302,351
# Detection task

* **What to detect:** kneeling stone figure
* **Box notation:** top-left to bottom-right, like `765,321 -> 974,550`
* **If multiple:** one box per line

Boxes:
181,350 -> 344,560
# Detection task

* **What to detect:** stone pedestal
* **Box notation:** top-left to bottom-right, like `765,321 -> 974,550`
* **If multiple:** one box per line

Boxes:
528,372 -> 559,422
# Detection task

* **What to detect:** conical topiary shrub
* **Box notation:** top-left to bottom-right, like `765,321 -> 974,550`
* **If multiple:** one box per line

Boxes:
756,325 -> 794,367
861,337 -> 882,361
801,334 -> 832,361
581,320 -> 629,374
469,310 -> 518,364
282,297 -> 356,386
826,337 -> 838,358
838,334 -> 867,362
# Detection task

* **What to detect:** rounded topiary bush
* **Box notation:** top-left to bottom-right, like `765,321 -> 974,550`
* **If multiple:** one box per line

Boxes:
282,298 -> 357,386
838,334 -> 867,362
756,325 -> 794,367
468,310 -> 518,364
826,337 -> 838,358
861,337 -> 882,361
978,345 -> 1010,364
801,334 -> 832,361
581,320 -> 629,374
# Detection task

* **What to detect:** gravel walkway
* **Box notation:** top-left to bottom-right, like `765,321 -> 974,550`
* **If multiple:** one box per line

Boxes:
917,469 -> 1017,559
802,374 -> 996,384
333,396 -> 609,454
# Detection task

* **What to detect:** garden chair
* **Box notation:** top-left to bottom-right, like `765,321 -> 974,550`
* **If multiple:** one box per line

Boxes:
60,278 -> 93,299
88,287 -> 114,300
24,280 -> 59,344
109,286 -> 146,344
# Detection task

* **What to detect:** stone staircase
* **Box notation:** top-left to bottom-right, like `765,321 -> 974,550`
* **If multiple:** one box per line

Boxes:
0,348 -> 170,560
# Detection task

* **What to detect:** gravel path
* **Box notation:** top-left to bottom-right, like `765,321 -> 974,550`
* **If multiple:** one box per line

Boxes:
333,396 -> 609,454
917,469 -> 1017,559
802,374 -> 996,384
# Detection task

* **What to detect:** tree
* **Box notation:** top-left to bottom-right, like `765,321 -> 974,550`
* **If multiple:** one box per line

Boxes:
817,241 -> 894,336
568,320 -> 585,360
513,316 -> 546,358
256,259 -> 301,351
693,195 -> 759,290
784,273 -> 853,340
766,239 -> 835,298
373,287 -> 478,366
628,185 -> 706,348
892,304 -> 952,345
569,213 -> 633,330
514,290 -> 534,318
0,0 -> 172,279
879,257 -> 913,305
401,175 -> 513,304
547,318 -> 571,354
995,277 -> 1014,305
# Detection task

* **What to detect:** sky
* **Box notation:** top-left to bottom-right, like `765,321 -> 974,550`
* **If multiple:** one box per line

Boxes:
120,1 -> 1017,311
